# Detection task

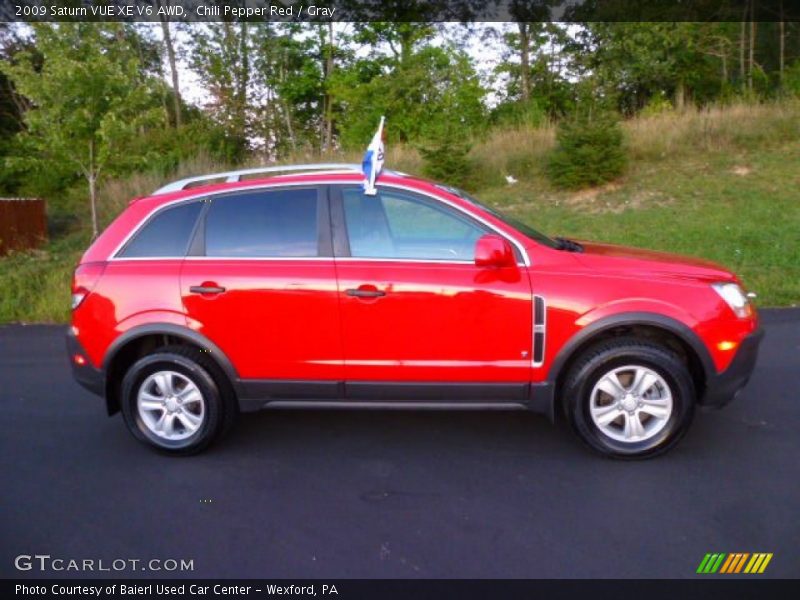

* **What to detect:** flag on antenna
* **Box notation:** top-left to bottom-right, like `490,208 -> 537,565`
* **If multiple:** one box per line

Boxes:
362,116 -> 385,195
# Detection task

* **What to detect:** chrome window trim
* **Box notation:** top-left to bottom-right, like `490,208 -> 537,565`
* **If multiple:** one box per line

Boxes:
112,256 -> 493,266
334,257 -> 474,265
112,256 -> 491,266
109,180 -> 531,267
112,256 -> 334,262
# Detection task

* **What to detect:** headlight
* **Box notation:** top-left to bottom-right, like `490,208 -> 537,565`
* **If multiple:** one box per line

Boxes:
712,282 -> 752,318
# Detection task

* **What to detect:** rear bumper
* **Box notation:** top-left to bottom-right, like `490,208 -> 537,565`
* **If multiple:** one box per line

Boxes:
66,328 -> 104,397
700,327 -> 764,408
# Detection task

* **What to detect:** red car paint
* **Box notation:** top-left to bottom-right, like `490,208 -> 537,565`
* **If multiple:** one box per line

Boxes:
70,172 -> 759,408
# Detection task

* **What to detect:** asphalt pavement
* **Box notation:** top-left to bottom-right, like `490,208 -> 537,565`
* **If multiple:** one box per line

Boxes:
1,309 -> 798,579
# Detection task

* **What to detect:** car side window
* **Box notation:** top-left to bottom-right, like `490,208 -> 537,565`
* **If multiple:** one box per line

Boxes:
118,201 -> 203,258
204,188 -> 319,257
341,187 -> 487,260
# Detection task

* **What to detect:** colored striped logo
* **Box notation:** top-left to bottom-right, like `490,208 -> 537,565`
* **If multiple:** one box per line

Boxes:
697,552 -> 773,574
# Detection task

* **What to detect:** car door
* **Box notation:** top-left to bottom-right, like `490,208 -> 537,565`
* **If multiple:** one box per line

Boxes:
180,185 -> 342,391
331,184 -> 533,401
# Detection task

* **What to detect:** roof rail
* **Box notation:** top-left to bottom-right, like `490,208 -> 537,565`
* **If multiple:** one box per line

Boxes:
153,163 -> 363,195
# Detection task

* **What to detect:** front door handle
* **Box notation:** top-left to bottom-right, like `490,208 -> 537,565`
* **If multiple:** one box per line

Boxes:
345,287 -> 386,298
189,284 -> 226,295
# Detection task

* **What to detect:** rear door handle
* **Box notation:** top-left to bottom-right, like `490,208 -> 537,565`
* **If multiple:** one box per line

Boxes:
345,287 -> 386,298
189,285 -> 226,295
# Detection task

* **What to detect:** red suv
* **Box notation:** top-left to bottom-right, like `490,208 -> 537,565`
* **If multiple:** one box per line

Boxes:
67,164 -> 762,458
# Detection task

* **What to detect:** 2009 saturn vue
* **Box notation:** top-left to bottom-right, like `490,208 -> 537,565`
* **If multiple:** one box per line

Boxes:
67,164 -> 762,458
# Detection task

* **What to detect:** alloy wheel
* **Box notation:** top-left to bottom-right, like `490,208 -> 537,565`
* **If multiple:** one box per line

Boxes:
588,365 -> 674,443
136,370 -> 205,441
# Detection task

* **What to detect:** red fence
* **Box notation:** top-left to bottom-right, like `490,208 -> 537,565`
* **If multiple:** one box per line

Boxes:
0,198 -> 47,256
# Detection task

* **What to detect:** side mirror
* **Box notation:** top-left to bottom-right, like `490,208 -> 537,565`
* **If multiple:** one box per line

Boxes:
474,234 -> 516,268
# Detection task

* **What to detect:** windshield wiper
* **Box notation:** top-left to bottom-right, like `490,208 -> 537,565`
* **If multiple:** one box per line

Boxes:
554,237 -> 584,252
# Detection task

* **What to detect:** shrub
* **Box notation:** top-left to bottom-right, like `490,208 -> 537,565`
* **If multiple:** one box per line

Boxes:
784,60 -> 800,97
418,137 -> 473,188
640,92 -> 674,117
546,113 -> 626,189
491,99 -> 548,128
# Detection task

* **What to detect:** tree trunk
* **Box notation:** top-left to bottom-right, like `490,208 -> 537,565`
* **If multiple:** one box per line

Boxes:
323,21 -> 335,152
548,26 -> 555,108
399,29 -> 413,66
279,53 -> 297,153
158,81 -> 169,124
779,4 -> 785,84
239,22 -> 249,140
318,26 -> 326,150
739,20 -> 746,90
282,100 -> 297,153
518,22 -> 531,103
748,3 -> 755,93
717,36 -> 728,86
675,80 -> 686,111
721,46 -> 728,86
88,140 -> 98,239
157,5 -> 182,128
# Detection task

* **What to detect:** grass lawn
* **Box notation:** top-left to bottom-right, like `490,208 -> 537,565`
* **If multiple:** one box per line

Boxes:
478,141 -> 800,307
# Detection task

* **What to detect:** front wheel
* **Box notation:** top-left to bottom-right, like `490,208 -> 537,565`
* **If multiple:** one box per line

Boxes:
562,338 -> 696,459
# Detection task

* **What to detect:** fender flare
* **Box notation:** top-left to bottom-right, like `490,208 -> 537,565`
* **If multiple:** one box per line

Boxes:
102,323 -> 240,412
545,311 -> 717,407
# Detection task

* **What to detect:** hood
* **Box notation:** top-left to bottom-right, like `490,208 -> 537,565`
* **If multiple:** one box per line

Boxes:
574,241 -> 736,282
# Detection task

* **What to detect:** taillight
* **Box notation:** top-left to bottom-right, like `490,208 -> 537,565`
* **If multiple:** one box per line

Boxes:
71,263 -> 106,311
71,291 -> 87,310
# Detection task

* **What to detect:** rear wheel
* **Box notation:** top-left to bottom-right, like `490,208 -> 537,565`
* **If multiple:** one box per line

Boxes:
120,346 -> 237,455
562,338 -> 695,459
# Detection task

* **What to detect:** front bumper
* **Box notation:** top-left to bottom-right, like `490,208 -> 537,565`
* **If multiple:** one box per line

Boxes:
701,327 -> 764,408
66,328 -> 104,397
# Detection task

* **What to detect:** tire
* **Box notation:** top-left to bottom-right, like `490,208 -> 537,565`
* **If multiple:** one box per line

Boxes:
120,346 -> 237,455
562,337 -> 695,459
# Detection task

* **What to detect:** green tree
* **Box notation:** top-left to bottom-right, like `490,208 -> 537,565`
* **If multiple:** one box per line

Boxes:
187,21 -> 252,161
352,22 -> 436,67
251,22 -> 348,157
575,23 -> 722,113
495,22 -> 575,120
332,42 -> 486,149
0,24 -> 32,194
152,1 -> 183,128
507,1 -> 556,104
1,23 -> 163,236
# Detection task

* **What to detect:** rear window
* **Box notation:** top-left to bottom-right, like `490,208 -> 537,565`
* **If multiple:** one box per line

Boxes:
204,188 -> 319,257
118,201 -> 202,258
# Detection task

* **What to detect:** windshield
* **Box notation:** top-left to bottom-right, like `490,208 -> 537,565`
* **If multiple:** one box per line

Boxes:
438,185 -> 559,249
